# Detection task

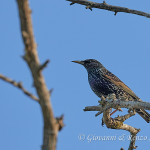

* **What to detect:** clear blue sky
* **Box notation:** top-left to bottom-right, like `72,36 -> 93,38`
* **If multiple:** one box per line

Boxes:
1,0 -> 150,149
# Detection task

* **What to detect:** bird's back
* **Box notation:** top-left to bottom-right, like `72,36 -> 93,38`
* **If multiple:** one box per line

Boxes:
88,67 -> 140,101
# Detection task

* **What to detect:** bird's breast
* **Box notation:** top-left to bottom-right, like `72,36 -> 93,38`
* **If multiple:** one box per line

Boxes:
88,73 -> 113,98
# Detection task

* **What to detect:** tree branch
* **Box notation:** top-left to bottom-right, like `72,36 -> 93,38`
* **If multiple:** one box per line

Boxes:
103,109 -> 139,150
16,0 -> 63,150
0,74 -> 39,102
128,133 -> 138,150
84,98 -> 150,113
67,0 -> 150,18
84,94 -> 144,150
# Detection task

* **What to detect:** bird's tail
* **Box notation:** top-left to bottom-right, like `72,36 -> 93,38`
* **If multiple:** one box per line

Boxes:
136,109 -> 150,123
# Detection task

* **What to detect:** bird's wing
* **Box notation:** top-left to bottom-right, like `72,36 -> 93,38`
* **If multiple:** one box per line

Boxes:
102,70 -> 139,100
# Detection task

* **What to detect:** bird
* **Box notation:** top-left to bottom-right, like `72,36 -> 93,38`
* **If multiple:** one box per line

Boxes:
72,59 -> 150,123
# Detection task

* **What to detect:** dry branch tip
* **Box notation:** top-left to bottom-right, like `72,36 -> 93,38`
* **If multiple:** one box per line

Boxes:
67,0 -> 150,18
103,1 -> 106,5
95,111 -> 102,116
86,5 -> 92,11
38,59 -> 50,71
49,88 -> 54,95
70,2 -> 75,5
56,114 -> 65,131
0,74 -> 39,102
114,11 -> 118,16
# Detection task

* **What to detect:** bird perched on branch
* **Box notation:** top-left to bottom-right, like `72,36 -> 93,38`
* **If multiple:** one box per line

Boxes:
72,59 -> 150,123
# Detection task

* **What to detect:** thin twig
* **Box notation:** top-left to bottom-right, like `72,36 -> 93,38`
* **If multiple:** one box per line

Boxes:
95,111 -> 102,116
38,59 -> 50,71
114,111 -> 136,122
0,74 -> 39,102
67,0 -> 150,18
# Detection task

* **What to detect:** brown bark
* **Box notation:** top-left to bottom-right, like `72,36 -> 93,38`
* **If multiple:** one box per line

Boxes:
67,0 -> 150,18
0,74 -> 39,102
16,0 -> 64,150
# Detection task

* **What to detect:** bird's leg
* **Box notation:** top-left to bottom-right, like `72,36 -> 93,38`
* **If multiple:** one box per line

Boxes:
110,109 -> 118,116
110,108 -> 123,116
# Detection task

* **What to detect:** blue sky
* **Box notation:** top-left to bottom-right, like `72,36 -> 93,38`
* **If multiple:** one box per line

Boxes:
1,0 -> 150,149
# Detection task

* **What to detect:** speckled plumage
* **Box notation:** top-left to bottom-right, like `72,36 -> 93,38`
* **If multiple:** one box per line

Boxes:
72,59 -> 150,123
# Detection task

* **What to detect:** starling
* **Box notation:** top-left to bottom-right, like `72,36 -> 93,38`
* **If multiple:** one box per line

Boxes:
72,59 -> 150,123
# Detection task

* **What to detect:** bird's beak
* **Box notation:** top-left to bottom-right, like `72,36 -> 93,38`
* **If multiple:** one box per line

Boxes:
72,60 -> 84,65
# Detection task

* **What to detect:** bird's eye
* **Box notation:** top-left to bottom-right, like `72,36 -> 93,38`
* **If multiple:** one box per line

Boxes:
84,60 -> 91,64
84,61 -> 88,64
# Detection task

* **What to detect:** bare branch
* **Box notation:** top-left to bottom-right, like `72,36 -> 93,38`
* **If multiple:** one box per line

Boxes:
16,0 -> 63,150
0,74 -> 39,102
67,0 -> 150,18
128,133 -> 138,150
103,110 -> 140,150
102,109 -> 139,134
114,110 -> 136,122
84,94 -> 143,150
84,98 -> 150,113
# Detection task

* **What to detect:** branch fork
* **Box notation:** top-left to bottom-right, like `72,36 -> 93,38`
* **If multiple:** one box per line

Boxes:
83,94 -> 150,150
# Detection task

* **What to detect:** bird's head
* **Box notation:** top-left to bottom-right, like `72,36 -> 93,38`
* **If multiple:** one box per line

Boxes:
72,59 -> 104,71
